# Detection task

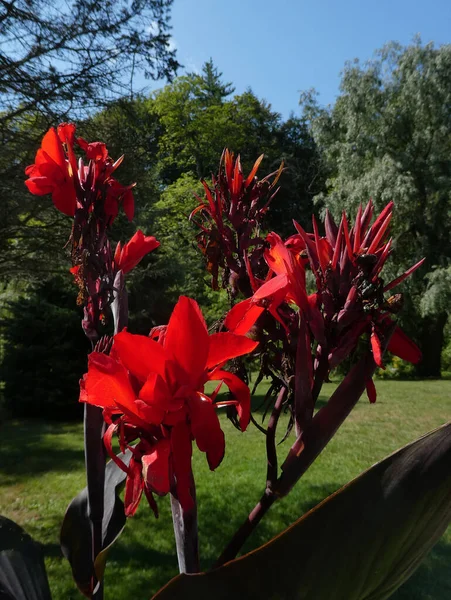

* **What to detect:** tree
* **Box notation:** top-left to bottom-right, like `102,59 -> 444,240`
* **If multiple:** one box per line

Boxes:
194,59 -> 235,107
0,0 -> 179,125
1,277 -> 89,419
302,40 -> 451,376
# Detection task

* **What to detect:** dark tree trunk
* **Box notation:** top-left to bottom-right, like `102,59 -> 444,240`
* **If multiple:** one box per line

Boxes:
415,313 -> 448,378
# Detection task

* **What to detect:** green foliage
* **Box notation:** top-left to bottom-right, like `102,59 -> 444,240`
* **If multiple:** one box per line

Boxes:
420,265 -> 451,317
1,278 -> 89,419
126,173 -> 229,330
441,329 -> 451,372
194,59 -> 235,107
376,356 -> 415,380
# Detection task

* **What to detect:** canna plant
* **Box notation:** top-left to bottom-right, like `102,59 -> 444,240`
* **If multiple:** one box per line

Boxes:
1,128 -> 451,600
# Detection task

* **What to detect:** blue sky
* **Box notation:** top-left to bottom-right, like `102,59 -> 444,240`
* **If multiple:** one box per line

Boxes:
146,0 -> 451,119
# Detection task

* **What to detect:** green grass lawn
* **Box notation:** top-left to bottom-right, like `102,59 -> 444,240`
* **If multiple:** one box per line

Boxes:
1,379 -> 450,599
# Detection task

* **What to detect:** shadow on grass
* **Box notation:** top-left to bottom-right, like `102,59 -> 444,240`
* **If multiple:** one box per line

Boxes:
0,420 -> 84,483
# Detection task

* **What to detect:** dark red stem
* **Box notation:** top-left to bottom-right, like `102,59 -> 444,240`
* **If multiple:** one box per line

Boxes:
170,472 -> 200,574
266,387 -> 286,490
214,491 -> 276,568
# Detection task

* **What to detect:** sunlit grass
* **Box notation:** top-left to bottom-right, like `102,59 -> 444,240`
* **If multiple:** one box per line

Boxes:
1,379 -> 450,599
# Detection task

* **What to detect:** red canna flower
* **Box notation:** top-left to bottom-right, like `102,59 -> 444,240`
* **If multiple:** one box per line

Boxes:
113,230 -> 160,274
25,127 -> 77,216
25,123 -> 135,222
80,296 -> 258,516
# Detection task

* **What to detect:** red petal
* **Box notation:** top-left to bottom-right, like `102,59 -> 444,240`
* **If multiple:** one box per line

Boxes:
370,201 -> 394,239
142,439 -> 171,496
134,400 -> 165,425
143,486 -> 159,518
114,241 -> 122,265
244,153 -> 264,187
171,420 -> 194,512
353,204 -> 362,253
387,326 -> 422,364
366,378 -> 377,403
122,188 -> 134,221
370,330 -> 385,369
139,372 -> 170,409
83,352 -> 136,409
292,221 -> 318,267
83,353 -> 154,427
124,457 -> 143,517
164,297 -> 209,386
324,209 -> 338,246
116,230 -> 159,274
207,332 -> 258,369
25,177 -> 54,196
224,298 -> 264,335
208,369 -> 251,431
383,258 -> 426,292
188,394 -> 225,470
51,183 -> 76,216
41,127 -> 66,168
103,423 -> 129,475
253,273 -> 289,301
341,212 -> 354,262
312,216 -> 328,273
316,237 -> 333,272
57,123 -> 76,145
360,199 -> 374,236
113,331 -> 166,381
367,211 -> 392,254
331,219 -> 343,270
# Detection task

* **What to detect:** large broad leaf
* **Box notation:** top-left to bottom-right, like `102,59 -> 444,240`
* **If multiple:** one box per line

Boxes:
0,516 -> 52,600
60,451 -> 131,598
152,421 -> 451,600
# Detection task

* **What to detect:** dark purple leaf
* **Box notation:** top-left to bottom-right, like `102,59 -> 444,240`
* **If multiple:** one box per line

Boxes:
0,516 -> 51,600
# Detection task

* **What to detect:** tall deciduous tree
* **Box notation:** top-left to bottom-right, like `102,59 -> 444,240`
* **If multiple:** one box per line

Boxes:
302,40 -> 451,376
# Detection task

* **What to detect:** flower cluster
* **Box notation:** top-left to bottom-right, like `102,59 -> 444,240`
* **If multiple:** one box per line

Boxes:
190,149 -> 282,294
226,200 -> 424,403
80,296 -> 258,516
25,123 -> 134,221
25,124 -> 159,339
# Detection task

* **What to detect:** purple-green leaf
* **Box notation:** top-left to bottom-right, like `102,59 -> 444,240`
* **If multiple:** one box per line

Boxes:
152,421 -> 451,600
60,451 -> 131,598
